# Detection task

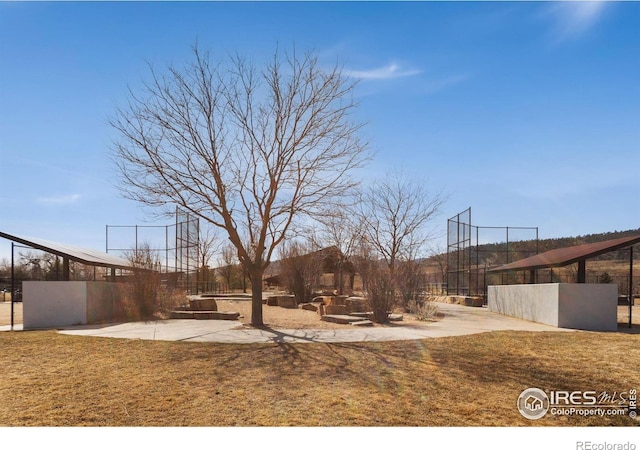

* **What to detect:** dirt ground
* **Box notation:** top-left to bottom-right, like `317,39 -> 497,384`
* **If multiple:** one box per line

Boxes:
214,298 -> 435,329
2,299 -> 639,329
0,299 -> 431,329
0,301 -> 22,326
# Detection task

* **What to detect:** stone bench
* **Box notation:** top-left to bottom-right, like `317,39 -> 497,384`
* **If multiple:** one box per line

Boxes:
266,295 -> 298,307
321,315 -> 374,327
169,310 -> 195,319
193,311 -> 240,320
189,298 -> 218,311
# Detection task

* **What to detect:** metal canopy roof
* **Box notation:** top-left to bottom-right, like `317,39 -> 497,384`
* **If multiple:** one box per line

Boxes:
488,234 -> 640,273
0,231 -> 132,270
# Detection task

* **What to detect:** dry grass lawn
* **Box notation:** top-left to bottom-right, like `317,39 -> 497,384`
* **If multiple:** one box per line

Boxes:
2,298 -> 639,427
1,327 -> 638,426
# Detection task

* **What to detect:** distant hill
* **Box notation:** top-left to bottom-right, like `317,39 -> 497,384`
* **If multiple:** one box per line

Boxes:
427,228 -> 640,267
534,228 -> 640,259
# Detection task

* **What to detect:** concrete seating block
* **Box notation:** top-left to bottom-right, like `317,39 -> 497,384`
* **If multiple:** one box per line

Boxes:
300,303 -> 319,312
169,310 -> 195,319
345,297 -> 368,313
189,298 -> 218,311
324,304 -> 349,315
321,314 -> 363,325
463,297 -> 484,307
351,320 -> 374,327
277,295 -> 297,309
349,311 -> 373,319
193,311 -> 240,320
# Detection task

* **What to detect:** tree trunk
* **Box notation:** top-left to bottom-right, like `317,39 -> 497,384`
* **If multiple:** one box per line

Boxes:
243,266 -> 248,293
337,260 -> 344,295
250,267 -> 264,327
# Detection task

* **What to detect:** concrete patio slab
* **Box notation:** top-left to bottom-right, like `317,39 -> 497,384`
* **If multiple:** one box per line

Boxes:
0,303 -> 574,344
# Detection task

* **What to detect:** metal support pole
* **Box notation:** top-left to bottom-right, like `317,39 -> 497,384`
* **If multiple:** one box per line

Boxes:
475,225 -> 480,296
175,208 -> 179,288
630,246 -> 634,329
506,226 -> 510,264
577,260 -> 586,283
456,217 -> 460,295
63,257 -> 70,281
186,214 -> 190,294
10,242 -> 15,330
483,264 -> 488,302
444,219 -> 451,295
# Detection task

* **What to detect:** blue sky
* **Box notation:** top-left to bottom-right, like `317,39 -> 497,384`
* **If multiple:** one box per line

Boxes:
1,1 -> 639,261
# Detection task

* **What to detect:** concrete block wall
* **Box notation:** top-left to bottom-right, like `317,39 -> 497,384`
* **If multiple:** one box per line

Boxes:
488,283 -> 617,331
23,281 -> 125,329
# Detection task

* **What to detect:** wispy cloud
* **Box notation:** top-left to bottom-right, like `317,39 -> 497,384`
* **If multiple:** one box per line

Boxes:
37,194 -> 81,205
345,63 -> 422,80
543,1 -> 609,43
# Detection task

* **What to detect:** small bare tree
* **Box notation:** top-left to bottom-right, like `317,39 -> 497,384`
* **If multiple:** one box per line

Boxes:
358,170 -> 445,277
316,209 -> 363,295
428,244 -> 448,293
357,169 -> 445,312
197,225 -> 220,293
278,239 -> 324,304
123,242 -> 162,320
111,45 -> 369,326
352,239 -> 394,323
218,244 -> 240,292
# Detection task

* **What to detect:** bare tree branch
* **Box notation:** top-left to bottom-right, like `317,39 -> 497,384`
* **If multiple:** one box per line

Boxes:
357,169 -> 446,276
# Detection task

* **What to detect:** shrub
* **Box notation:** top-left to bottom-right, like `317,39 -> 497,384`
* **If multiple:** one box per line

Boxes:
408,298 -> 439,321
365,271 -> 396,323
118,278 -> 186,321
120,242 -> 187,321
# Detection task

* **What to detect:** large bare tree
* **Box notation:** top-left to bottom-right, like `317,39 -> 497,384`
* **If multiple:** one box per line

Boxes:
110,46 -> 368,325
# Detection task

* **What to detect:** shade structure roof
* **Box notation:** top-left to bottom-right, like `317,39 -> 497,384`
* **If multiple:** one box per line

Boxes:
488,234 -> 640,273
0,231 -> 132,271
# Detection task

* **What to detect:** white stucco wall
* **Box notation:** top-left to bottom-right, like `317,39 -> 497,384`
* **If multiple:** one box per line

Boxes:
23,281 -> 88,329
488,283 -> 618,331
488,284 -> 560,326
557,284 -> 618,331
86,282 -> 124,324
23,281 -> 125,329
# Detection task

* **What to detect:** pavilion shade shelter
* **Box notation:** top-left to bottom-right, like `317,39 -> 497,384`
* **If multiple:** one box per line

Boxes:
0,231 -> 140,330
0,231 -> 133,280
489,234 -> 640,285
488,234 -> 639,329
490,235 -> 640,273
